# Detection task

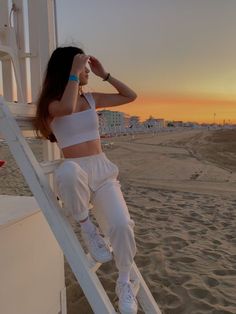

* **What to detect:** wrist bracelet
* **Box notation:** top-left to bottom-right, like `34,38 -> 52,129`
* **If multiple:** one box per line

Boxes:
103,73 -> 110,81
69,74 -> 80,83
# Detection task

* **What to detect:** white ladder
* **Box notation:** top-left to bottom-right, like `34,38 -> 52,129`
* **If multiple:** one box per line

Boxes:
0,97 -> 162,314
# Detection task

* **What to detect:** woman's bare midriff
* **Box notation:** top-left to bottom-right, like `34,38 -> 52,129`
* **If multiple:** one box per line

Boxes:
61,139 -> 103,158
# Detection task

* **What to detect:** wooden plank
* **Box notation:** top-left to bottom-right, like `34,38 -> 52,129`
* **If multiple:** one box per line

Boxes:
7,101 -> 36,116
0,102 -> 36,136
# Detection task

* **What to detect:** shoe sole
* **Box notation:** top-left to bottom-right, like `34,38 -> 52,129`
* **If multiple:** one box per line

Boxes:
118,306 -> 138,314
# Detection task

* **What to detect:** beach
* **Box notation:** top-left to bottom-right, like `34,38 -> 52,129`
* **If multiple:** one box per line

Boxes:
1,128 -> 236,314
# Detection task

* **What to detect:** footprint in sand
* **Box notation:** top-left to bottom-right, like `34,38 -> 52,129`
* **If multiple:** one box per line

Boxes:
188,287 -> 209,299
208,225 -> 218,231
227,254 -> 236,265
163,236 -> 188,250
164,292 -> 182,308
190,172 -> 200,180
188,287 -> 219,306
201,249 -> 221,261
203,276 -> 219,288
212,269 -> 236,276
225,234 -> 235,241
188,230 -> 198,236
190,211 -> 203,219
173,256 -> 196,264
212,239 -> 221,245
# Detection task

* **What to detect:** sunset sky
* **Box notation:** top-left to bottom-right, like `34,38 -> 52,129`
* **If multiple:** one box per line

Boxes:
55,0 -> 236,123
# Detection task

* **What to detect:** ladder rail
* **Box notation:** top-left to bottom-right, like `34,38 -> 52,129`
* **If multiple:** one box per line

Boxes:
132,264 -> 162,314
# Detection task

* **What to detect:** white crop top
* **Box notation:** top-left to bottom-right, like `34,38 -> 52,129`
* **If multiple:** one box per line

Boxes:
50,93 -> 100,149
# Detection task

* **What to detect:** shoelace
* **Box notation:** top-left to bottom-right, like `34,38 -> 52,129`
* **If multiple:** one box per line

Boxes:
89,230 -> 106,249
119,283 -> 136,304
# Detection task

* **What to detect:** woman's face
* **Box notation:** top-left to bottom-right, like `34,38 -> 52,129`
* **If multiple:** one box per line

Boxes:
79,64 -> 90,86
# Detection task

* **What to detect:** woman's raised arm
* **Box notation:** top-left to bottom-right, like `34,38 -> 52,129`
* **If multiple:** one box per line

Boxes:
89,56 -> 137,108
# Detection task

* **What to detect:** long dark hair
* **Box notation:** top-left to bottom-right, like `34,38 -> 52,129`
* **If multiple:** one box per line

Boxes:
34,46 -> 84,141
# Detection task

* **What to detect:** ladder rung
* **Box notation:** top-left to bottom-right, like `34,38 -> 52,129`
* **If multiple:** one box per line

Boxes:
86,254 -> 102,272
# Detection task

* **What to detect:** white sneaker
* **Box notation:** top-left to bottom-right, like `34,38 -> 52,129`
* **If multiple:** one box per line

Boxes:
116,281 -> 138,314
81,227 -> 112,263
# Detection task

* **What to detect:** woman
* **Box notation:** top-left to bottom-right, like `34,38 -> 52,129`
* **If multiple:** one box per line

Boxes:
35,46 -> 138,314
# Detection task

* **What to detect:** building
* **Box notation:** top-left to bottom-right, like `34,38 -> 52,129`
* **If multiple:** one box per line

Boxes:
97,110 -> 129,134
97,110 -> 125,128
143,116 -> 165,128
167,120 -> 183,127
97,111 -> 107,135
129,116 -> 140,128
155,119 -> 165,128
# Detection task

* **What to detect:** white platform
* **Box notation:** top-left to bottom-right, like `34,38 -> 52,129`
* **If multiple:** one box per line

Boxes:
0,195 -> 66,314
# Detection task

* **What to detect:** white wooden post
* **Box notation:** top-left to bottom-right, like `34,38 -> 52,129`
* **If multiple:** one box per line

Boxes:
13,0 -> 28,102
27,0 -> 56,103
0,0 -> 14,101
27,0 -> 60,183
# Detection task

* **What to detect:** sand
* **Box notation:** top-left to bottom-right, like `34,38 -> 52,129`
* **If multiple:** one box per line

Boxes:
1,128 -> 236,314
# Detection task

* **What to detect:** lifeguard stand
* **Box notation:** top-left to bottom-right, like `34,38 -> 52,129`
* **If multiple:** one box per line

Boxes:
0,1 -> 65,314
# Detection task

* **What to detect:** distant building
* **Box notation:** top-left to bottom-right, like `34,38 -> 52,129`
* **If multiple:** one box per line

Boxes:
183,122 -> 199,128
124,114 -> 131,128
143,116 -> 165,128
167,120 -> 183,127
97,110 -> 125,127
155,119 -> 165,128
97,110 -> 128,134
129,116 -> 140,128
97,111 -> 107,135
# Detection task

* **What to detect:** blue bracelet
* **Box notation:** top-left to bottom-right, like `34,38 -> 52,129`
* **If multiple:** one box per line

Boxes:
69,74 -> 80,83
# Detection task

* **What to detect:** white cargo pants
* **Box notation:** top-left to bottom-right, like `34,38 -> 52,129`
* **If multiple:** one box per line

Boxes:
54,152 -> 136,272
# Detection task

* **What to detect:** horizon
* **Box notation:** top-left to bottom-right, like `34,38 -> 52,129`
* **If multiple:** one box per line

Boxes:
98,106 -> 236,125
104,95 -> 236,124
94,91 -> 236,124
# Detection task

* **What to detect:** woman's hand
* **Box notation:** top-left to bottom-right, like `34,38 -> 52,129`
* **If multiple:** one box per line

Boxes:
71,54 -> 90,76
89,56 -> 108,79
